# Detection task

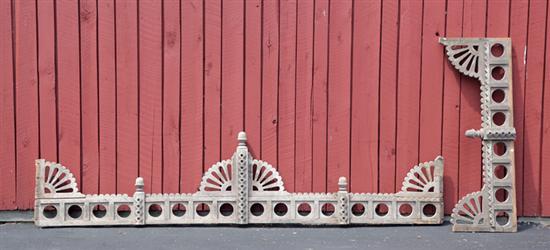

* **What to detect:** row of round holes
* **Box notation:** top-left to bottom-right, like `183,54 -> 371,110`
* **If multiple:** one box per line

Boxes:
43,202 -> 439,220
489,71 -> 513,229
350,203 -> 437,218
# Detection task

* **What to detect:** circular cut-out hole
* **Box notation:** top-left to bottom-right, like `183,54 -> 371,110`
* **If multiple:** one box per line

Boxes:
492,112 -> 506,126
494,142 -> 507,156
352,203 -> 365,216
297,203 -> 312,216
274,203 -> 288,216
494,165 -> 508,179
491,43 -> 504,57
172,203 -> 186,217
220,203 -> 234,216
492,66 -> 505,80
492,89 -> 505,103
250,203 -> 264,216
196,203 -> 210,217
92,204 -> 107,218
399,203 -> 413,217
422,204 -> 437,217
495,188 -> 509,203
496,211 -> 510,226
321,203 -> 335,216
375,203 -> 389,217
43,205 -> 57,219
117,205 -> 131,218
148,204 -> 162,217
68,205 -> 82,219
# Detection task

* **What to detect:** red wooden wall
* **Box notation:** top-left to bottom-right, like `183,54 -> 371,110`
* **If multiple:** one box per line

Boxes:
1,0 -> 549,217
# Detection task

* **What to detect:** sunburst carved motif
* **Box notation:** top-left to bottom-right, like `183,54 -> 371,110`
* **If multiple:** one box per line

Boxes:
199,157 -> 285,192
250,159 -> 285,191
401,157 -> 442,193
42,162 -> 78,194
444,43 -> 481,78
199,160 -> 233,191
451,191 -> 486,225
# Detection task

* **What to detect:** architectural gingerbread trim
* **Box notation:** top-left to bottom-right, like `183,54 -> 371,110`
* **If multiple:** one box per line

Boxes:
440,37 -> 517,232
34,132 -> 444,227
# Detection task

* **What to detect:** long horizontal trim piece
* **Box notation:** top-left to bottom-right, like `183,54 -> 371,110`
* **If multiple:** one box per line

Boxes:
34,132 -> 444,227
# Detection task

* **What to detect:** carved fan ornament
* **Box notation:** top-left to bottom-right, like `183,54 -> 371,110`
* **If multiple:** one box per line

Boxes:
451,191 -> 485,226
401,158 -> 441,193
200,158 -> 285,192
34,132 -> 444,227
444,44 -> 481,78
40,161 -> 79,195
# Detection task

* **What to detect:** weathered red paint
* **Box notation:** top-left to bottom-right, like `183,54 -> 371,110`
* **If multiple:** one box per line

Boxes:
1,0 -> 550,216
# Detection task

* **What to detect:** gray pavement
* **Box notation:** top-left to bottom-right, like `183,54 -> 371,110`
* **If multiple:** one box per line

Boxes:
0,222 -> 549,250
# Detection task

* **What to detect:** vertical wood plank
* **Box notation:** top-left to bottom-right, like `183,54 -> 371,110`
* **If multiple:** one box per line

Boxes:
509,0 -> 528,216
37,0 -> 58,163
441,0 -> 464,214
311,0 -> 329,192
0,0 -> 16,209
327,0 -> 352,191
139,0 -> 163,193
395,0 -> 422,191
418,0 -> 445,162
278,0 -> 297,191
457,0 -> 486,199
80,0 -> 99,193
261,0 -> 279,166
204,0 -> 221,177
181,0 -> 204,193
522,0 -> 547,216
295,0 -> 314,192
486,0 -> 510,37
221,0 -> 244,157
378,0 -> 398,193
350,0 -> 380,193
541,0 -> 550,216
97,0 -> 117,194
115,0 -> 139,194
57,0 -> 82,189
162,0 -> 181,194
14,0 -> 39,209
244,0 -> 262,157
